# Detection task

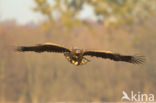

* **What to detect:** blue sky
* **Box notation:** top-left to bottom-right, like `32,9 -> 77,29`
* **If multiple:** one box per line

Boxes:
0,0 -> 95,25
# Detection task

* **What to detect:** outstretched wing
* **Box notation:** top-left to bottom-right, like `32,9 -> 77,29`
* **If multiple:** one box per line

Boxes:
83,50 -> 145,64
16,43 -> 71,53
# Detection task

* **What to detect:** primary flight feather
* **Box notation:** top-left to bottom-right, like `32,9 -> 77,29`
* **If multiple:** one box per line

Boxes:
16,43 -> 145,66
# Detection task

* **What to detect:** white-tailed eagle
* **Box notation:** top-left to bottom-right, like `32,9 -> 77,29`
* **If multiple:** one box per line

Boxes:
16,43 -> 145,66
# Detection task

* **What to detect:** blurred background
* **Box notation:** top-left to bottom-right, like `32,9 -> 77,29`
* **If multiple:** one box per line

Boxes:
0,0 -> 156,102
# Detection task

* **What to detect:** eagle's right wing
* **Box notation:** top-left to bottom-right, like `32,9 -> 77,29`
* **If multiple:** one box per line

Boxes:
83,50 -> 145,64
16,43 -> 71,53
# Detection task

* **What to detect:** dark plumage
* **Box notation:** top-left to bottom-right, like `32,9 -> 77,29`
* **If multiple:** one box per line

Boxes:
16,43 -> 145,66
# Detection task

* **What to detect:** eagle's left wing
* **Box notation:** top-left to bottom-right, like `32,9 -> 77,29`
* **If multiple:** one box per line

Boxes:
83,50 -> 145,64
16,43 -> 71,53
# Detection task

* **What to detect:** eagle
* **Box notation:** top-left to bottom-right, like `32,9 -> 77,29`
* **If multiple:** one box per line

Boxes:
16,43 -> 145,66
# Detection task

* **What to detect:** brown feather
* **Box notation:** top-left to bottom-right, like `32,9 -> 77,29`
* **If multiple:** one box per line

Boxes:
16,43 -> 70,53
83,50 -> 145,64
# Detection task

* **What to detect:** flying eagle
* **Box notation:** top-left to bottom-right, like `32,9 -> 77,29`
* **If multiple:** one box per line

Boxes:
16,43 -> 145,66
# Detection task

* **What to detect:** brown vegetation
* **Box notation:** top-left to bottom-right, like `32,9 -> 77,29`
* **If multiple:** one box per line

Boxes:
0,18 -> 156,102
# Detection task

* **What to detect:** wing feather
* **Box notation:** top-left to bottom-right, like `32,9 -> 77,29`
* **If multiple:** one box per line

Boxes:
83,50 -> 145,64
16,43 -> 70,53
